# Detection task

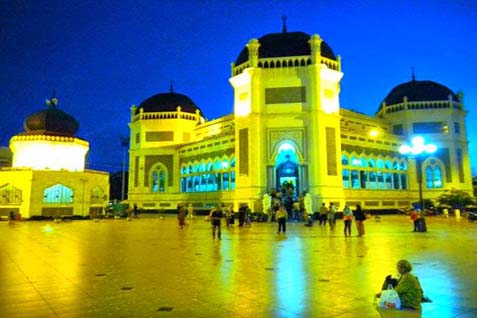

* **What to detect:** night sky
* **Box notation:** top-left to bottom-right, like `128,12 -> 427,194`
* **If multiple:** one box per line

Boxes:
1,1 -> 476,174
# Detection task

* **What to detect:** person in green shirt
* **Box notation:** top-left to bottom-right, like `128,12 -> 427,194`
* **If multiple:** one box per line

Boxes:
394,259 -> 423,310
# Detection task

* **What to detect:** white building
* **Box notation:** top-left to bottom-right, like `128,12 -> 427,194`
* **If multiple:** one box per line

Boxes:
127,27 -> 473,213
0,98 -> 109,218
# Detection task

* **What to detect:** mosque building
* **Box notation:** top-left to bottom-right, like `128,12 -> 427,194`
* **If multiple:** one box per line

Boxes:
127,26 -> 473,213
0,98 -> 109,219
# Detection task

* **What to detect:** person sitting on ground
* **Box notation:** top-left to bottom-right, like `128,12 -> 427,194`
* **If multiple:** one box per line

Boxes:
394,259 -> 423,311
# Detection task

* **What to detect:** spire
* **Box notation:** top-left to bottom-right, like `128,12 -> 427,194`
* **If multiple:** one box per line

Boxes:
45,90 -> 58,108
170,80 -> 174,93
282,16 -> 287,33
411,66 -> 416,82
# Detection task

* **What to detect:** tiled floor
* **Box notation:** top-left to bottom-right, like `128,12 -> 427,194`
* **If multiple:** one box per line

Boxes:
1,214 -> 476,318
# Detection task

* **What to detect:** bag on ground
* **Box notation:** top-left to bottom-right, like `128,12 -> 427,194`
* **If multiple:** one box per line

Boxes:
379,285 -> 401,309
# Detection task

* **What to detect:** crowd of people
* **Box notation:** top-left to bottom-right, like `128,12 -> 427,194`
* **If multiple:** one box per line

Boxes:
172,185 -> 371,238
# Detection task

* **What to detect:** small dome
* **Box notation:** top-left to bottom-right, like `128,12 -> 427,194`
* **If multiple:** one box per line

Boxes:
381,80 -> 460,107
138,92 -> 202,115
235,31 -> 336,66
24,104 -> 79,136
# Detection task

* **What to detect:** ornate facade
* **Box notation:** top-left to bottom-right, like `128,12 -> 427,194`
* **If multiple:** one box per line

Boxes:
127,28 -> 473,213
0,99 -> 109,218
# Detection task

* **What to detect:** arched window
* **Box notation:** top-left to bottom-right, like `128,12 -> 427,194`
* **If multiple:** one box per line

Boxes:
393,160 -> 400,170
425,163 -> 443,189
342,169 -> 350,188
376,159 -> 385,169
44,184 -> 74,204
221,158 -> 229,169
400,161 -> 407,170
351,156 -> 361,167
90,186 -> 105,204
151,168 -> 166,193
0,184 -> 22,204
342,155 -> 349,165
360,157 -> 368,167
368,159 -> 376,168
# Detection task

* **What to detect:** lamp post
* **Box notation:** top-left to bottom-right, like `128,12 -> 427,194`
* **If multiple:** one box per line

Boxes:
120,136 -> 129,201
399,136 -> 437,211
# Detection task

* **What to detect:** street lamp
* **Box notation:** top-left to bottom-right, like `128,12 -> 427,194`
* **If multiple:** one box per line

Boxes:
120,136 -> 129,201
399,136 -> 437,211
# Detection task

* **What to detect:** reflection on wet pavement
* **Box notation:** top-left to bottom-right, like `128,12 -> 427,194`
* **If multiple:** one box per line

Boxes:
0,215 -> 476,317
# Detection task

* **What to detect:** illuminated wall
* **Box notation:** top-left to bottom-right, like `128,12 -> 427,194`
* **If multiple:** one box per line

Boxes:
10,136 -> 88,172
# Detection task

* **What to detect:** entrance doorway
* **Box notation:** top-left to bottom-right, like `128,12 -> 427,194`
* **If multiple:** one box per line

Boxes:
275,142 -> 300,198
276,159 -> 299,198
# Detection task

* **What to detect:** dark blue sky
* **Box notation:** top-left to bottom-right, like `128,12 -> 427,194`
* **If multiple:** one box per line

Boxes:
1,0 -> 476,174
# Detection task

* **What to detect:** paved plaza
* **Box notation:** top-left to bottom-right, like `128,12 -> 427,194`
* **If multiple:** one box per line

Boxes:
1,214 -> 476,318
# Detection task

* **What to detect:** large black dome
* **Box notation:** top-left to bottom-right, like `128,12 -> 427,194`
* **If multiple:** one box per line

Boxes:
235,31 -> 336,66
138,92 -> 202,115
381,80 -> 460,107
24,105 -> 79,136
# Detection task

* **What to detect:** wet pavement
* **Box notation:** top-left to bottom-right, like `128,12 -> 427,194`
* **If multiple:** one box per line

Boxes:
1,214 -> 476,318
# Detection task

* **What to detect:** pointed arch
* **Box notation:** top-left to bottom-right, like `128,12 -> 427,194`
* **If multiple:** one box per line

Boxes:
424,157 -> 445,189
43,184 -> 74,204
90,186 -> 106,204
150,162 -> 168,193
0,183 -> 22,204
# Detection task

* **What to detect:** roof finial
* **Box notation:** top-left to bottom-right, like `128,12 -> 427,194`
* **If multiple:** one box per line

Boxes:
411,66 -> 416,82
45,89 -> 58,108
282,15 -> 287,33
170,80 -> 174,93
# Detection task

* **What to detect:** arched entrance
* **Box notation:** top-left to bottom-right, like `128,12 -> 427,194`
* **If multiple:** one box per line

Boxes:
275,142 -> 300,198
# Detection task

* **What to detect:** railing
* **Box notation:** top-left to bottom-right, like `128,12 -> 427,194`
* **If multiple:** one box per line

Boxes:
382,100 -> 462,114
133,111 -> 202,122
10,135 -> 88,146
232,55 -> 340,76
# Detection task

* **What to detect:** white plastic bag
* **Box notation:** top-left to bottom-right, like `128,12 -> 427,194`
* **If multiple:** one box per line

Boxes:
379,285 -> 401,309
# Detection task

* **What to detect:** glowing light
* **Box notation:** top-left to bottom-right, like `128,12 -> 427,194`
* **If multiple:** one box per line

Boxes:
278,143 -> 295,153
351,158 -> 362,166
11,139 -> 88,171
399,136 -> 437,156
42,224 -> 55,234
369,129 -> 378,137
320,67 -> 343,114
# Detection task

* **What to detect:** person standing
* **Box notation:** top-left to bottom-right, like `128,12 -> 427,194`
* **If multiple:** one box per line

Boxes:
225,204 -> 234,227
187,203 -> 194,219
211,205 -> 224,239
238,203 -> 246,227
410,208 -> 419,232
276,204 -> 288,234
355,204 -> 366,236
343,203 -> 353,236
177,203 -> 186,229
328,203 -> 337,230
304,192 -> 313,221
133,204 -> 139,218
319,203 -> 328,226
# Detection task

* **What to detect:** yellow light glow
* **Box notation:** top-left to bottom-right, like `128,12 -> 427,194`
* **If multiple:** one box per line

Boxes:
320,67 -> 343,114
278,143 -> 295,153
369,129 -> 378,137
42,224 -> 55,234
235,101 -> 251,117
11,139 -> 88,171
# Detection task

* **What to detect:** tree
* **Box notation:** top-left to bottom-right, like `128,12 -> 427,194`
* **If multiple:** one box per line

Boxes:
436,189 -> 476,210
